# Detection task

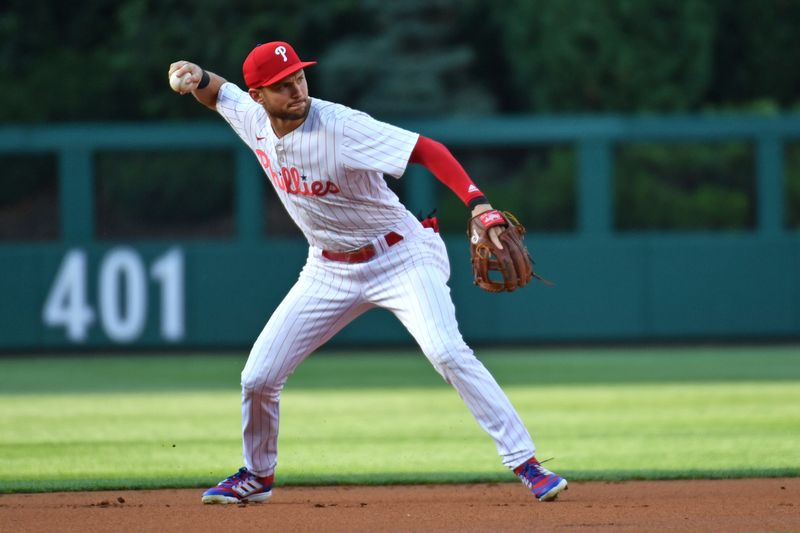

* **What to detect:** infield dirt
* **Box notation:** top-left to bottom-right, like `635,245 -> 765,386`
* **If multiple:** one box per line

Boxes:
1,478 -> 798,532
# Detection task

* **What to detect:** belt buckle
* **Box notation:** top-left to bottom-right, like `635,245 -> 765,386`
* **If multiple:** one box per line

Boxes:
322,243 -> 375,263
351,244 -> 376,262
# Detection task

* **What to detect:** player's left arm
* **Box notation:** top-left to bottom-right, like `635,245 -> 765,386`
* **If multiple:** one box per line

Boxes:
409,135 -> 503,247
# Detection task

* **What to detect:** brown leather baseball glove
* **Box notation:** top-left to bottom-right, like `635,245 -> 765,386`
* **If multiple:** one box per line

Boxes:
468,210 -> 538,292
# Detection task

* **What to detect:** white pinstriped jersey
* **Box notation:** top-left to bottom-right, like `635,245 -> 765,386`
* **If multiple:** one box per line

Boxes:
215,84 -> 539,482
216,82 -> 420,251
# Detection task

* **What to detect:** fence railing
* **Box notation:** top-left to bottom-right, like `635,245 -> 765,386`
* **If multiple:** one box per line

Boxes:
2,114 -> 799,243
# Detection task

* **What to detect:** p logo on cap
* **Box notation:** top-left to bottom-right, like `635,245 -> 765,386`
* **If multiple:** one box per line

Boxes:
242,41 -> 317,89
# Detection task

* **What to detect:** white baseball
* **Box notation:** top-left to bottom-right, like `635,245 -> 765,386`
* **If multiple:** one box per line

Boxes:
169,71 -> 194,93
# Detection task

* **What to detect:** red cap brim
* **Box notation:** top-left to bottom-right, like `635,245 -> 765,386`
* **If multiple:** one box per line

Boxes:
251,61 -> 317,89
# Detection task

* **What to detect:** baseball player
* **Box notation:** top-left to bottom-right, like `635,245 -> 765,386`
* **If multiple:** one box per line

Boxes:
168,41 -> 567,504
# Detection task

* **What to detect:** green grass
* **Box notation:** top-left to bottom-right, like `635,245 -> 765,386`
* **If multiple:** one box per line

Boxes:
1,346 -> 799,492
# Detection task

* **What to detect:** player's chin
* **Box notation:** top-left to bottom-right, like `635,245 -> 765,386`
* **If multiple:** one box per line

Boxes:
276,102 -> 310,121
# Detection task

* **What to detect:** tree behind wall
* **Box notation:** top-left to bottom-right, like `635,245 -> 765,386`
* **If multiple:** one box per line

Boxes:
316,0 -> 496,119
498,0 -> 716,112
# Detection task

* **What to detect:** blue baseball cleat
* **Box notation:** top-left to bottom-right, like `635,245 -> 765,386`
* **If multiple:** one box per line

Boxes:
201,467 -> 274,504
514,457 -> 568,501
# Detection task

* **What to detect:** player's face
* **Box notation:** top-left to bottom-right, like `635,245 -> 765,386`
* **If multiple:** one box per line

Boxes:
251,70 -> 311,121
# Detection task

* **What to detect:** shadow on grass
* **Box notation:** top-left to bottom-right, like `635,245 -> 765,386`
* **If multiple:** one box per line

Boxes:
0,346 -> 798,394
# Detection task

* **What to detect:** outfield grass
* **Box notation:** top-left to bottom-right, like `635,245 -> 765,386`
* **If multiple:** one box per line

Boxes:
0,346 -> 798,492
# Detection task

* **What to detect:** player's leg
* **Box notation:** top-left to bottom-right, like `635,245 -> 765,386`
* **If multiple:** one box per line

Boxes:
369,231 -> 567,501
203,257 -> 371,504
366,231 -> 535,468
241,262 -> 372,477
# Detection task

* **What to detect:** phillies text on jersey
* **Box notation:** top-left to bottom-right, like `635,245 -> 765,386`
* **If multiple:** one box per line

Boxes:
216,83 -> 420,251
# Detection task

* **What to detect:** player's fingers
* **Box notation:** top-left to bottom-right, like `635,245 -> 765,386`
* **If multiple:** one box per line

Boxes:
182,77 -> 200,94
168,61 -> 186,76
489,227 -> 504,250
168,61 -> 194,77
187,66 -> 204,84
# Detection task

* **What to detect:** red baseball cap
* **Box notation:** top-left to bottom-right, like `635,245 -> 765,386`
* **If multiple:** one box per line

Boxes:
242,41 -> 316,89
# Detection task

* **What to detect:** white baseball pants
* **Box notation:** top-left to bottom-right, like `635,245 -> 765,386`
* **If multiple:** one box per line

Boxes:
240,225 -> 536,476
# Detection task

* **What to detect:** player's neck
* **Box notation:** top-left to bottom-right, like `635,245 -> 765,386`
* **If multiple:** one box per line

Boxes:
269,116 -> 305,138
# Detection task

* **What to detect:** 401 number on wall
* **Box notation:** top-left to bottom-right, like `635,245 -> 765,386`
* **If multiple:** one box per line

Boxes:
42,247 -> 184,343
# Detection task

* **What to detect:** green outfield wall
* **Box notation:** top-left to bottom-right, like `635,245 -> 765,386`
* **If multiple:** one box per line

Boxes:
1,117 -> 798,349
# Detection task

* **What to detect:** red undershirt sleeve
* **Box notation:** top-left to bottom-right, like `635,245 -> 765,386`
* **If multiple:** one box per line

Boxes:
408,135 -> 489,209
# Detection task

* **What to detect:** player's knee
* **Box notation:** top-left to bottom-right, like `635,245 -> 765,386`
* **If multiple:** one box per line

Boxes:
240,367 -> 283,395
425,340 -> 474,369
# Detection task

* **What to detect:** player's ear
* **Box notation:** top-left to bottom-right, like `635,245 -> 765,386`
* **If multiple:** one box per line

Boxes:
248,88 -> 264,104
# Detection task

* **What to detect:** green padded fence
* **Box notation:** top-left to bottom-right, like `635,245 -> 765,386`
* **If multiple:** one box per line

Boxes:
0,116 -> 798,349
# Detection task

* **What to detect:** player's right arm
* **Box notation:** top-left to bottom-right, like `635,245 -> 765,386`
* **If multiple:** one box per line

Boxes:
168,61 -> 226,110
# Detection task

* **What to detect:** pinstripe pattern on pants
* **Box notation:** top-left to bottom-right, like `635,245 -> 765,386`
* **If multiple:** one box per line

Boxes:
240,226 -> 535,477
